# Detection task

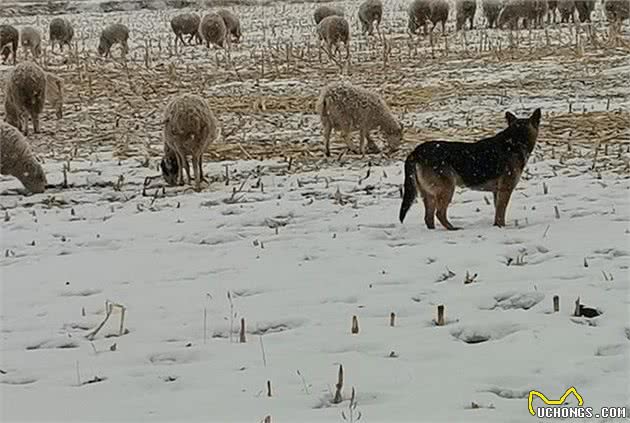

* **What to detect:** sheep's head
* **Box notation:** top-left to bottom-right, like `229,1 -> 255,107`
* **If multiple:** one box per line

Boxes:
21,161 -> 47,194
160,153 -> 179,186
385,122 -> 403,150
97,38 -> 108,56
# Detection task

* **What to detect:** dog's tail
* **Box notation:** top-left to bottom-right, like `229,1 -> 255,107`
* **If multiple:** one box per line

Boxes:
399,150 -> 419,223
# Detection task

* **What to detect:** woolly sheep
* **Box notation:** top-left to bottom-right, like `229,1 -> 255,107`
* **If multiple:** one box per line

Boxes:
358,0 -> 383,36
45,72 -> 64,119
317,16 -> 350,60
170,13 -> 201,47
408,0 -> 431,34
20,26 -> 42,59
199,13 -> 227,49
482,0 -> 503,28
0,24 -> 19,65
317,81 -> 403,157
98,23 -> 129,57
160,93 -> 220,190
4,61 -> 47,136
313,5 -> 344,24
456,0 -> 477,30
0,121 -> 47,193
217,9 -> 242,44
498,0 -> 537,29
558,0 -> 576,22
605,0 -> 629,23
575,0 -> 595,22
428,0 -> 450,33
49,17 -> 74,52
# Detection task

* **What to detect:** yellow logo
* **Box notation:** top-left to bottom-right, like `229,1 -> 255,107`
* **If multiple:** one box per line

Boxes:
528,387 -> 584,415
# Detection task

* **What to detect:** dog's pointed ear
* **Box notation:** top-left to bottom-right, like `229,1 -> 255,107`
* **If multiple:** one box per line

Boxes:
530,108 -> 541,129
505,111 -> 517,126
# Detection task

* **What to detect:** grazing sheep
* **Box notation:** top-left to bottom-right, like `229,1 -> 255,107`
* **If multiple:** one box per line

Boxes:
498,0 -> 536,29
313,5 -> 344,24
199,13 -> 227,48
317,81 -> 403,157
456,0 -> 477,30
482,0 -> 503,28
428,0 -> 450,33
547,0 -> 558,22
49,17 -> 74,52
160,94 -> 220,190
408,0 -> 431,34
20,26 -> 42,59
575,0 -> 595,21
170,13 -> 201,47
317,16 -> 350,60
0,24 -> 19,65
4,61 -> 47,135
558,0 -> 576,22
605,0 -> 630,22
97,23 -> 129,58
45,72 -> 64,119
0,121 -> 47,193
217,9 -> 242,44
358,0 -> 383,36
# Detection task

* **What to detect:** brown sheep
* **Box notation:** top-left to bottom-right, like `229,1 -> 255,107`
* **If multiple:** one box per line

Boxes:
0,24 -> 19,65
160,94 -> 220,190
317,81 -> 403,157
49,17 -> 74,52
170,13 -> 201,47
575,0 -> 595,22
317,16 -> 350,60
482,0 -> 503,28
217,9 -> 242,44
199,13 -> 228,49
20,26 -> 42,59
0,121 -> 47,193
97,23 -> 129,58
314,5 -> 344,24
558,0 -> 576,22
4,61 -> 47,135
456,0 -> 477,30
358,0 -> 383,36
408,0 -> 431,34
44,72 -> 64,119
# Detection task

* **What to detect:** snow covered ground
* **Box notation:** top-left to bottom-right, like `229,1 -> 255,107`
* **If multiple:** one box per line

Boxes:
1,151 -> 629,422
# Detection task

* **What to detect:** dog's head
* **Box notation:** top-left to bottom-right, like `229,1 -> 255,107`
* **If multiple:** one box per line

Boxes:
506,108 -> 541,147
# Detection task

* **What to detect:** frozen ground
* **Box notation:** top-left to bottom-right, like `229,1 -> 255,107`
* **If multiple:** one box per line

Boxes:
1,0 -> 630,422
1,152 -> 629,422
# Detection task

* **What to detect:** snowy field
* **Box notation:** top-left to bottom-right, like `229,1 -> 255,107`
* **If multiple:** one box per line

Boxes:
1,0 -> 630,422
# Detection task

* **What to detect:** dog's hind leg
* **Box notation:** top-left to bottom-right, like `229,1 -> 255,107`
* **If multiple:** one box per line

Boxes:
435,181 -> 457,230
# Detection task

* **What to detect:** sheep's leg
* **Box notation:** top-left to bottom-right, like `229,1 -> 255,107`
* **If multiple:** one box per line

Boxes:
198,156 -> 207,183
342,131 -> 356,154
175,153 -> 185,185
323,121 -> 332,157
359,129 -> 367,155
31,113 -> 40,133
192,154 -> 201,191
182,156 -> 192,184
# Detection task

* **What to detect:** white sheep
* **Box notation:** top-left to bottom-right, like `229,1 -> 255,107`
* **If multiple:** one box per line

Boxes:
160,93 -> 220,190
317,81 -> 403,156
4,61 -> 47,135
0,121 -> 47,193
199,13 -> 228,49
20,26 -> 42,59
317,15 -> 350,60
98,23 -> 129,57
49,17 -> 74,52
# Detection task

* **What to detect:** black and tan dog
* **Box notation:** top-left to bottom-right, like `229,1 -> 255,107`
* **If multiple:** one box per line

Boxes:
399,109 -> 541,229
